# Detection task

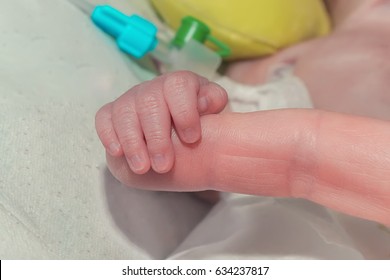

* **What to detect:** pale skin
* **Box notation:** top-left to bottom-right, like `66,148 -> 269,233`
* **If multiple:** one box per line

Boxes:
95,0 -> 390,226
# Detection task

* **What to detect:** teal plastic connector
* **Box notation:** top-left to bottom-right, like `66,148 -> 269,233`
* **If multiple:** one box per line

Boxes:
91,5 -> 158,58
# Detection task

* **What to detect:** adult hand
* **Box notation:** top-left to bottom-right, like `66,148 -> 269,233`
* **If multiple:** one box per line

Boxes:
107,110 -> 390,226
104,0 -> 390,226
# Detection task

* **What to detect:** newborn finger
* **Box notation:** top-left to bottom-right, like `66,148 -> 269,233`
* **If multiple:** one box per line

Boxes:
95,102 -> 123,157
112,92 -> 151,174
163,71 -> 208,144
198,81 -> 229,115
136,83 -> 175,173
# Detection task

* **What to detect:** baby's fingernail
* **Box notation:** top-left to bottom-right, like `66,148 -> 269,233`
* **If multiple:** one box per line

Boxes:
109,142 -> 121,155
152,154 -> 168,173
129,154 -> 145,172
198,97 -> 208,113
183,128 -> 198,143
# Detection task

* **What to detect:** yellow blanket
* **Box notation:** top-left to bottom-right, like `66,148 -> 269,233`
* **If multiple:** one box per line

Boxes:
150,0 -> 330,60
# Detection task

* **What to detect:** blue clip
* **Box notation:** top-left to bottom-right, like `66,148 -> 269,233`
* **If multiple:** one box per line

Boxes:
91,5 -> 158,58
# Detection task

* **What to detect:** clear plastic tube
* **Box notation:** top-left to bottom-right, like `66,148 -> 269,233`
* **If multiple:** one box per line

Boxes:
151,39 -> 221,79
67,0 -> 95,15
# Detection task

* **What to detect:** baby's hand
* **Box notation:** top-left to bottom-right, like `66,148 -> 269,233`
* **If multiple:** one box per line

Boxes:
95,71 -> 228,174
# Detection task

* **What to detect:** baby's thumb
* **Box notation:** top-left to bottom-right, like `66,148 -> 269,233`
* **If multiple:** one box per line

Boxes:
197,82 -> 228,115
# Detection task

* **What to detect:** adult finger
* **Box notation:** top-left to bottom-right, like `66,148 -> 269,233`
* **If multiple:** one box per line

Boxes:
107,109 -> 390,225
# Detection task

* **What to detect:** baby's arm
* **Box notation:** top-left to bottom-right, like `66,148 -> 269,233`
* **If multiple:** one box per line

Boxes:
95,71 -> 228,174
